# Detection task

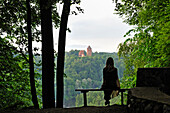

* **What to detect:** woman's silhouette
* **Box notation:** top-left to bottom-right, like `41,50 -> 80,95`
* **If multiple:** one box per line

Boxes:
101,57 -> 120,106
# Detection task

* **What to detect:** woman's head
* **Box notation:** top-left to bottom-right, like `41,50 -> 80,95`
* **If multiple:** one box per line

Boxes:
106,57 -> 114,70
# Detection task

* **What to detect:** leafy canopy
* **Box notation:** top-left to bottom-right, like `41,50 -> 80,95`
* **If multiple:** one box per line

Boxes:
114,0 -> 170,87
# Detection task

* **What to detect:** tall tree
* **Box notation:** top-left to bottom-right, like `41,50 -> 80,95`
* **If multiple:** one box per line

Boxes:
114,0 -> 170,87
40,0 -> 55,108
56,0 -> 71,108
0,0 -> 60,109
0,0 -> 42,109
26,0 -> 39,108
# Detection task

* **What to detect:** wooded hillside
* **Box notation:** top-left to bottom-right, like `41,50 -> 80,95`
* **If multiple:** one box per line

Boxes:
63,50 -> 125,107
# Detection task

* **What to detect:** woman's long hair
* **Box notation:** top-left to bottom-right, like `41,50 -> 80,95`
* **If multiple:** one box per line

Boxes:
105,57 -> 115,72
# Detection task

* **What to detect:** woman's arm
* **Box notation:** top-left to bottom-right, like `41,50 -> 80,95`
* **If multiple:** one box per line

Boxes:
101,78 -> 106,89
115,68 -> 120,89
101,69 -> 106,89
116,78 -> 120,89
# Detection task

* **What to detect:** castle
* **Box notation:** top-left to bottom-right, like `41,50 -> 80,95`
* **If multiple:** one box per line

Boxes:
79,46 -> 92,57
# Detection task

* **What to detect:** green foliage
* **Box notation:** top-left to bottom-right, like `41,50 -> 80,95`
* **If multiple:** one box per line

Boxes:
64,51 -> 125,107
114,0 -> 170,88
0,0 -> 60,55
0,0 -> 60,109
0,38 -> 42,110
0,37 -> 29,109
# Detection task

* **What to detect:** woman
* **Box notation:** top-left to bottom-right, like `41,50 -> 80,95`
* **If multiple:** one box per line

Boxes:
101,57 -> 120,106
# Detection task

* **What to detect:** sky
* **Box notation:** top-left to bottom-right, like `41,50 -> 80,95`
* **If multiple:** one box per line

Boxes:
53,0 -> 133,53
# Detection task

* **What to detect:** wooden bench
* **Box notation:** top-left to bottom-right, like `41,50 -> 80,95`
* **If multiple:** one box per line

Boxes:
75,88 -> 130,107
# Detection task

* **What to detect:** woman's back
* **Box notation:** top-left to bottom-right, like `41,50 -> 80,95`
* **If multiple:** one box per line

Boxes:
103,67 -> 118,89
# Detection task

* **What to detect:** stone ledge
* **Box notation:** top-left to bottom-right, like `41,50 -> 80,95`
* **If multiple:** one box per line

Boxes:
130,87 -> 170,105
128,87 -> 170,113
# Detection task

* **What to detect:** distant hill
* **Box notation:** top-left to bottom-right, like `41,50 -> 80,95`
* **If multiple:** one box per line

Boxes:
63,50 -> 125,107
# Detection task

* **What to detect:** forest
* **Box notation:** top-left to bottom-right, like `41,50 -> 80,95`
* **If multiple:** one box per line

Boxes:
0,0 -> 170,110
64,51 -> 125,107
0,50 -> 124,108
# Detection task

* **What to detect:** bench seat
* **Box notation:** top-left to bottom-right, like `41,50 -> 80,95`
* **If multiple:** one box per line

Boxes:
75,88 -> 129,107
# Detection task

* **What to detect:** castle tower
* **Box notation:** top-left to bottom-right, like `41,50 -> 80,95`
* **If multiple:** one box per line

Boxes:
87,46 -> 92,56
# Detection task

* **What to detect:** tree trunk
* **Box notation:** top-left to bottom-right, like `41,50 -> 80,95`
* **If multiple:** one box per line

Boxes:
26,0 -> 39,109
40,0 -> 55,108
56,0 -> 71,108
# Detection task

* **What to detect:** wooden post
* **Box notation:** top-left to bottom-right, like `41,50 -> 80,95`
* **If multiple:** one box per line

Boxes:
121,91 -> 124,105
82,91 -> 88,107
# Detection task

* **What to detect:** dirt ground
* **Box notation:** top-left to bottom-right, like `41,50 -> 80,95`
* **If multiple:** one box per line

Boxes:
2,105 -> 128,113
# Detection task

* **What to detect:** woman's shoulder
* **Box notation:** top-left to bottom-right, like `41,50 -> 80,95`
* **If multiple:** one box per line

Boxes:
103,67 -> 117,72
103,67 -> 106,71
114,67 -> 118,70
113,67 -> 118,72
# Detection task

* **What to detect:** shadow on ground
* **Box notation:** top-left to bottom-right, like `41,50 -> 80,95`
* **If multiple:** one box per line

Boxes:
2,105 -> 128,113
